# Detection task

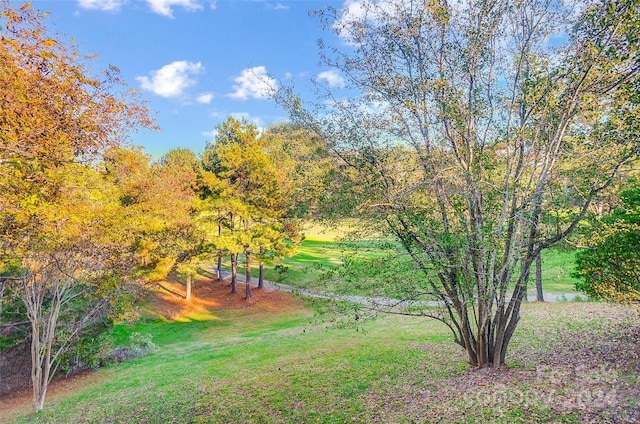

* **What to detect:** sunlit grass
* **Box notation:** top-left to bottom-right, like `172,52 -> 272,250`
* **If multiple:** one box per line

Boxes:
538,246 -> 582,293
8,303 -> 448,423
301,219 -> 368,242
6,301 -> 639,423
214,221 -> 583,296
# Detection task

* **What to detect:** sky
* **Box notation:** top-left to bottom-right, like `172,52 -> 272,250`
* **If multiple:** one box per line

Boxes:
29,0 -> 350,159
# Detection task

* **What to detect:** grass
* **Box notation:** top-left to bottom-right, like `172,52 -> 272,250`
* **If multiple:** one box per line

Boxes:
215,238 -> 342,290
276,242 -> 581,296
287,223 -> 583,295
535,245 -> 583,294
262,238 -> 344,287
0,227 -> 622,422
214,222 -> 583,297
4,299 -> 639,423
218,221 -> 384,291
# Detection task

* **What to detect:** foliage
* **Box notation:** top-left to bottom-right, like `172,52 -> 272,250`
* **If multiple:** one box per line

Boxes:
203,117 -> 284,212
199,117 -> 302,298
127,331 -> 159,354
260,123 -> 335,217
103,147 -> 201,283
0,2 -> 154,412
276,0 -> 640,367
58,324 -> 115,375
575,182 -> 640,302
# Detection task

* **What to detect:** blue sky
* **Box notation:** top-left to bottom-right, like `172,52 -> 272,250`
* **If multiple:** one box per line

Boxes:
31,0 -> 348,159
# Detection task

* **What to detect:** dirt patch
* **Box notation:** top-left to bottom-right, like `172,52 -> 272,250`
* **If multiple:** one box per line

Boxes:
145,272 -> 305,320
0,367 -> 105,421
0,341 -> 30,399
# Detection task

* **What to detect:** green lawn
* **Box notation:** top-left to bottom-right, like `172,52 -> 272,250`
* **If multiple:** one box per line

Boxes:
5,300 -> 639,423
260,238 -> 344,287
536,246 -> 582,294
218,221 -> 385,291
217,221 -> 584,297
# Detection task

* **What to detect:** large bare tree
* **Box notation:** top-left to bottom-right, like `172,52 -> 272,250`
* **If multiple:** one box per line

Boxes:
278,0 -> 640,367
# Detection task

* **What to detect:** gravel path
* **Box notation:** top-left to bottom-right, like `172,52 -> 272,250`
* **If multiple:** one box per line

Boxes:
207,267 -> 588,305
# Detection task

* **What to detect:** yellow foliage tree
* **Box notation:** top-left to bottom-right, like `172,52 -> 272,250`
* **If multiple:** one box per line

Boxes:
0,3 -> 155,412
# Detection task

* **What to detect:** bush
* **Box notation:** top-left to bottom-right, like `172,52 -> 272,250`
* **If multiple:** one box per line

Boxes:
574,183 -> 640,303
60,324 -> 115,374
128,331 -> 159,353
104,332 -> 158,364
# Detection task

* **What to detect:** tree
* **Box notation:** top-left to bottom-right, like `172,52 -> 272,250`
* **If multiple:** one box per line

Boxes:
201,119 -> 259,296
574,182 -> 640,302
534,251 -> 544,302
253,219 -> 301,288
260,124 -> 333,217
0,3 -> 154,411
277,0 -> 640,367
103,146 -> 202,289
1,161 -> 145,413
201,117 -> 299,300
157,148 -> 202,300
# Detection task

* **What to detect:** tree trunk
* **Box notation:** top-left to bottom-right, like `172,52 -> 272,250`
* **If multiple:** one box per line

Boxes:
185,274 -> 192,302
245,249 -> 252,300
535,251 -> 544,302
230,253 -> 237,294
0,280 -> 5,316
216,222 -> 222,280
244,219 -> 252,300
28,293 -> 59,413
258,246 -> 264,289
230,213 -> 237,294
258,261 -> 264,289
31,326 -> 44,412
492,258 -> 534,366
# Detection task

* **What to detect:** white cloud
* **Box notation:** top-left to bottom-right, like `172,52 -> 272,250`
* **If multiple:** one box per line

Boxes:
77,0 -> 125,11
336,0 -> 476,38
230,113 -> 265,133
341,0 -> 368,21
230,112 -> 251,121
273,3 -> 289,10
334,0 -> 368,39
317,70 -> 345,88
196,92 -> 214,104
201,129 -> 218,138
202,113 -> 265,139
335,0 -> 398,42
146,0 -> 203,18
209,110 -> 225,119
228,66 -> 277,100
137,61 -> 203,98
